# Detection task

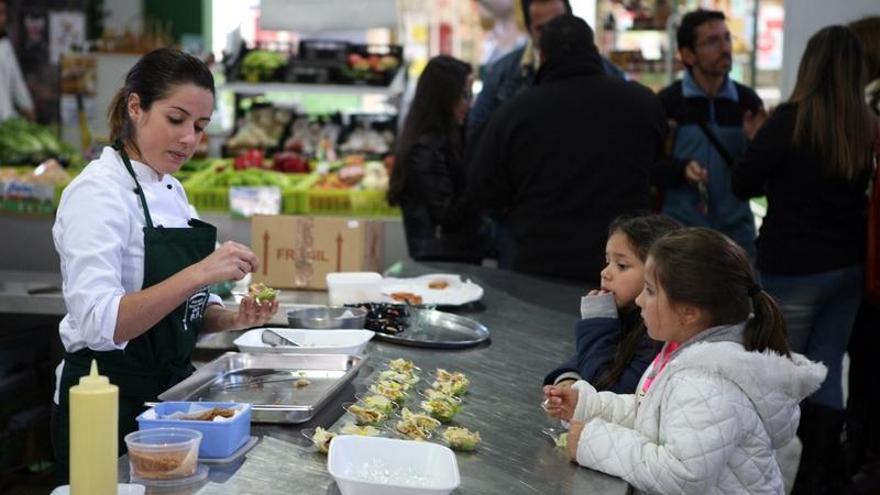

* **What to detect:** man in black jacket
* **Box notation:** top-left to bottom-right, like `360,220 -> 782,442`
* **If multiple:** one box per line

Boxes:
469,15 -> 666,285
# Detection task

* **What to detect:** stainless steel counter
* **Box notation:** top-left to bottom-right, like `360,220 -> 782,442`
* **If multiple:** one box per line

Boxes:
117,262 -> 625,494
3,265 -> 627,493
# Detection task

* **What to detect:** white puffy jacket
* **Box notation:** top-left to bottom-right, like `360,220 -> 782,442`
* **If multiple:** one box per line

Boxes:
571,330 -> 826,494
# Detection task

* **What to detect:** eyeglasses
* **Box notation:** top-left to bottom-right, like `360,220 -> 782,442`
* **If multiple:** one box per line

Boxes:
696,32 -> 734,50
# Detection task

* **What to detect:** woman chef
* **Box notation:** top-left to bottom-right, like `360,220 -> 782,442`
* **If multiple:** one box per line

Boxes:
51,48 -> 278,480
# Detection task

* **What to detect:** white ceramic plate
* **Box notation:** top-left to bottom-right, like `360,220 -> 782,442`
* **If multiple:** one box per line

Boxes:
379,274 -> 484,306
233,328 -> 374,355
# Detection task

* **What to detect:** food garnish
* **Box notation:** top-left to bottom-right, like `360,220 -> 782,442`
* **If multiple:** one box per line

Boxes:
340,422 -> 381,436
346,404 -> 386,425
248,283 -> 278,304
443,427 -> 481,451
420,397 -> 460,423
390,292 -> 423,305
311,427 -> 336,454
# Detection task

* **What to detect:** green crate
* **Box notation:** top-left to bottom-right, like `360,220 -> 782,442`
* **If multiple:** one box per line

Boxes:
293,176 -> 400,216
187,187 -> 230,212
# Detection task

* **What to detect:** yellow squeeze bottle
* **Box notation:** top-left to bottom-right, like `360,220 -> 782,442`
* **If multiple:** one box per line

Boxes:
69,360 -> 118,495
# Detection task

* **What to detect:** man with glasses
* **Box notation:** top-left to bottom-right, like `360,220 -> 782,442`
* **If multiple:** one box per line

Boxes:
652,9 -> 765,257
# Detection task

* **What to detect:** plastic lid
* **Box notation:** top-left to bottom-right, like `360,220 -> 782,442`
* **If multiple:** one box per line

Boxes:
78,360 -> 111,389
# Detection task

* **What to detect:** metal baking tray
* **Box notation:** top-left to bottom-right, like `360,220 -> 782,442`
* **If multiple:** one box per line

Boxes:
374,309 -> 490,349
156,352 -> 365,424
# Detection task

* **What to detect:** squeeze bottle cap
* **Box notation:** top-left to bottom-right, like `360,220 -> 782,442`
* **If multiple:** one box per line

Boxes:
78,359 -> 111,389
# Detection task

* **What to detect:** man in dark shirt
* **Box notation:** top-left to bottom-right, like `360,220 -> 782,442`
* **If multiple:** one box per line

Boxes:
467,0 -> 624,139
469,15 -> 666,285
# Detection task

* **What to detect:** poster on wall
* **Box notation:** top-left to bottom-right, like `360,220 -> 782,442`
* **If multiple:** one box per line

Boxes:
49,11 -> 85,65
756,4 -> 784,71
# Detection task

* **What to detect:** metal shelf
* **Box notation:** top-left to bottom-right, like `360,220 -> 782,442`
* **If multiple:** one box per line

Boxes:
218,68 -> 405,97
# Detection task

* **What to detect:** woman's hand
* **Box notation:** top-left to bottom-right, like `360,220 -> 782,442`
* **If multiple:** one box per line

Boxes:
543,383 -> 579,421
227,296 -> 279,331
567,421 -> 585,461
193,241 -> 259,286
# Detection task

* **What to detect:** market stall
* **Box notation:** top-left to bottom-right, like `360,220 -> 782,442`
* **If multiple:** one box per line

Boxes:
0,262 -> 628,494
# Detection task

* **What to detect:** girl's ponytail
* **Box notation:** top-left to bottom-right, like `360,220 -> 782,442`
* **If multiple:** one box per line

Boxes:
744,288 -> 791,357
650,228 -> 793,359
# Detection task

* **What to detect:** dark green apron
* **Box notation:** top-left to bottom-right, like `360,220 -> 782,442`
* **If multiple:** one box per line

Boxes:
54,145 -> 217,479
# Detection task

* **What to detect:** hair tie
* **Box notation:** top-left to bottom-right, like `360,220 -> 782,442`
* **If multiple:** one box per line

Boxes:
747,284 -> 762,297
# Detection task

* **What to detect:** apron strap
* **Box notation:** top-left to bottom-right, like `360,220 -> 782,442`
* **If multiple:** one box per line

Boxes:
114,140 -> 155,229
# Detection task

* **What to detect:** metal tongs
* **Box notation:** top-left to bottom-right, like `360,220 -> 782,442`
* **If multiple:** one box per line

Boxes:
209,369 -> 307,391
261,329 -> 300,348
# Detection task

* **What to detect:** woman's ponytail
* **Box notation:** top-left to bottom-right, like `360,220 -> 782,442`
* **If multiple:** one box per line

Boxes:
744,289 -> 791,357
108,87 -> 130,145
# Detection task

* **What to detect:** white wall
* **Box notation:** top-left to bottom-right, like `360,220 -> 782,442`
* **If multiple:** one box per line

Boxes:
781,0 -> 880,100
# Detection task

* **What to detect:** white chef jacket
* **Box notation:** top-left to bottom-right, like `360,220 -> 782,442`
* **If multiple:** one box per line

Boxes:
53,146 -> 221,402
0,38 -> 34,121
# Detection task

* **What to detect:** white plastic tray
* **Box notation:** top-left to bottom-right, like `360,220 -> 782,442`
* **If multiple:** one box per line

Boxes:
234,328 -> 374,355
328,436 -> 460,495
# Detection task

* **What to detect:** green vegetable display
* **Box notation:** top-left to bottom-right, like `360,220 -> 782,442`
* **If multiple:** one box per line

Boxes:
241,51 -> 287,82
0,118 -> 83,167
182,162 -> 292,189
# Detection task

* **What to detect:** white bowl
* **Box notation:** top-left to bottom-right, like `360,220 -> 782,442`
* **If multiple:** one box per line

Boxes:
327,436 -> 460,495
234,328 -> 374,355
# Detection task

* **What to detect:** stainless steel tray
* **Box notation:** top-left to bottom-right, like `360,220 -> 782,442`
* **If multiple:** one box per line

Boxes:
157,352 -> 365,424
374,309 -> 490,349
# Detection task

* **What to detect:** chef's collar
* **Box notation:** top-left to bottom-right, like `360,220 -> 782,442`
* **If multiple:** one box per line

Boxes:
105,145 -> 164,184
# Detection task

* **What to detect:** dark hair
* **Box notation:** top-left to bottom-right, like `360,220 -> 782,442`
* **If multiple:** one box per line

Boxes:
594,213 -> 681,391
849,17 -> 880,82
388,55 -> 470,205
648,228 -> 790,356
538,14 -> 598,66
108,48 -> 215,153
790,26 -> 874,179
607,212 -> 682,263
520,0 -> 572,30
677,9 -> 726,52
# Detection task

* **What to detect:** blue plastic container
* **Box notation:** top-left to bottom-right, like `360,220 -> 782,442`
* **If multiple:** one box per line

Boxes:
136,402 -> 251,459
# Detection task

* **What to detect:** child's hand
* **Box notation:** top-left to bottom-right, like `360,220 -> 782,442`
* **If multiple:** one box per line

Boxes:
586,289 -> 610,297
567,421 -> 585,461
542,384 -> 579,421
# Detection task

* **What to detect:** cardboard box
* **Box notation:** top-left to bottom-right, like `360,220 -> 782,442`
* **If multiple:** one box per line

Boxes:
251,215 -> 384,290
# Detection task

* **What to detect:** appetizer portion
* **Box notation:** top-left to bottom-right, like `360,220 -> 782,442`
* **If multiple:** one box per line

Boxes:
443,427 -> 481,451
395,407 -> 441,441
431,369 -> 470,396
346,404 -> 387,426
248,283 -> 278,304
311,427 -> 336,454
340,422 -> 381,437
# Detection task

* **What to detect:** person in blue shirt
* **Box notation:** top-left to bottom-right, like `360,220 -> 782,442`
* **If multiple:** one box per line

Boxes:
543,213 -> 680,393
651,9 -> 765,258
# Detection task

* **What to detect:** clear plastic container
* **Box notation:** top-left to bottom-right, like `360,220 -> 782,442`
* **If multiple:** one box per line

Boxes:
124,428 -> 202,481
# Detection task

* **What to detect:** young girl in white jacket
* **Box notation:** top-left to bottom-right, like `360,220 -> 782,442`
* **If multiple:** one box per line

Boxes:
545,228 -> 827,494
